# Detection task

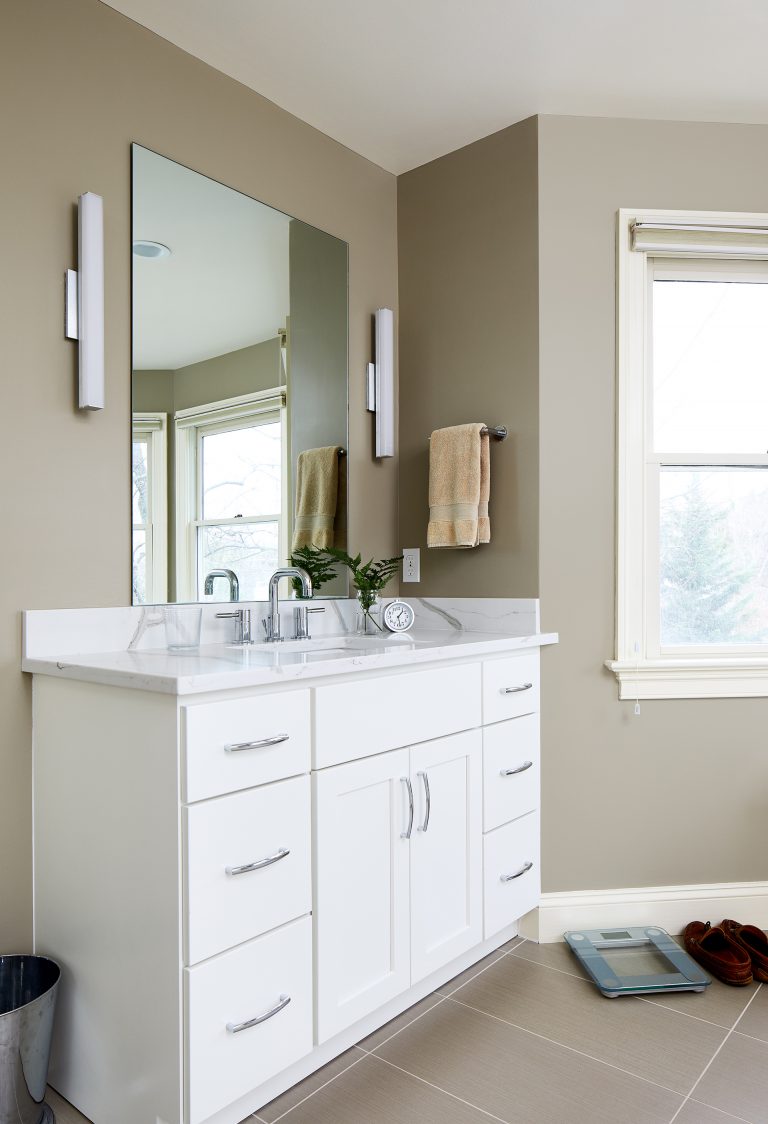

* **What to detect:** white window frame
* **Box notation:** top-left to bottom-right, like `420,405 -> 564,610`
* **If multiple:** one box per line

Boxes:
608,208 -> 768,699
174,389 -> 288,602
132,412 -> 168,604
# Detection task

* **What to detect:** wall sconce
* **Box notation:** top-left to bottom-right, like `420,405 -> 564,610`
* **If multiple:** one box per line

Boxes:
65,192 -> 104,410
366,307 -> 394,458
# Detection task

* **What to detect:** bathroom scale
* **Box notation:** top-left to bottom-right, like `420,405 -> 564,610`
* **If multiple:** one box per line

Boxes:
564,926 -> 712,998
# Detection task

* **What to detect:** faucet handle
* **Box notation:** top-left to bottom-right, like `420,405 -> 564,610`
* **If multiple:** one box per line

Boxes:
292,604 -> 325,641
216,608 -> 251,644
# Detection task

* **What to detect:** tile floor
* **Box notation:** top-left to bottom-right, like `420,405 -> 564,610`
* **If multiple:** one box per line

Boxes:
48,937 -> 768,1124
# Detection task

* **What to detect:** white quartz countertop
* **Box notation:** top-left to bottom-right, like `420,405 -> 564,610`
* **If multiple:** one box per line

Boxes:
22,629 -> 558,696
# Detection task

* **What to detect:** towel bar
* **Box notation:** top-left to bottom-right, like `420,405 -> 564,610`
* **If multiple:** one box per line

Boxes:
428,426 -> 507,441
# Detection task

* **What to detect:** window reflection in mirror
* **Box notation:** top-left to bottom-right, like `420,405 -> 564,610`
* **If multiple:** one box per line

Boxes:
131,145 -> 348,604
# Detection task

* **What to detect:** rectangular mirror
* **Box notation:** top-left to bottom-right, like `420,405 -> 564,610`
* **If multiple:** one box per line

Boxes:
131,145 -> 349,604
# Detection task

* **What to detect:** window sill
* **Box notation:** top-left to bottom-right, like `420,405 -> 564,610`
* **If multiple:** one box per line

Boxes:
605,658 -> 768,699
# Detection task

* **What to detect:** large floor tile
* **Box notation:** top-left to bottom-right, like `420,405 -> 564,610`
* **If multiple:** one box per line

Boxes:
375,991 -> 683,1123
509,939 -> 590,980
434,950 -> 508,996
693,1031 -> 768,1122
276,1053 -> 497,1123
358,994 -> 444,1051
640,979 -> 759,1030
450,954 -> 725,1094
674,1100 -> 752,1123
736,984 -> 768,1043
257,1047 -> 364,1122
46,1088 -> 91,1123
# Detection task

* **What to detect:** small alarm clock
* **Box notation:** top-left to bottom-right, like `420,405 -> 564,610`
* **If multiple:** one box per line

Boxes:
383,599 -> 415,633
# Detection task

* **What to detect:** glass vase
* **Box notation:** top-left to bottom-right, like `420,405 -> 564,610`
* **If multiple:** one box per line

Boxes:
355,590 -> 381,635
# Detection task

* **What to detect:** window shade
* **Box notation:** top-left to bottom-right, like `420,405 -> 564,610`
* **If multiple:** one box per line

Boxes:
175,387 -> 286,429
631,222 -> 768,258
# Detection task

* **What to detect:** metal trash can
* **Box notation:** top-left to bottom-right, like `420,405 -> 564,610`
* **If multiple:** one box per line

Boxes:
0,955 -> 60,1124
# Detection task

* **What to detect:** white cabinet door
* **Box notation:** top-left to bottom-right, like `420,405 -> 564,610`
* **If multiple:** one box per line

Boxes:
409,730 -> 483,983
314,748 -> 411,1043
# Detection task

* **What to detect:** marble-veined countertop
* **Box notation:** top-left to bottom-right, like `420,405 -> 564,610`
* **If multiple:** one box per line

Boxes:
22,629 -> 558,696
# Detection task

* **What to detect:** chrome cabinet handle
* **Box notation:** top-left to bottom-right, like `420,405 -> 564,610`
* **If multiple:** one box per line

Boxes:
224,734 -> 289,753
401,776 -> 414,839
502,683 -> 533,695
500,761 -> 534,777
226,993 -> 291,1033
417,771 -> 431,833
500,861 -> 534,883
225,847 -> 290,876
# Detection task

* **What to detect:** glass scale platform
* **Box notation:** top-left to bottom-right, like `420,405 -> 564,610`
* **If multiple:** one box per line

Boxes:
564,926 -> 711,998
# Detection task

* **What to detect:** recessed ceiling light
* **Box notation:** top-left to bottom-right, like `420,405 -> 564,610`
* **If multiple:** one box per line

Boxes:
133,240 -> 171,259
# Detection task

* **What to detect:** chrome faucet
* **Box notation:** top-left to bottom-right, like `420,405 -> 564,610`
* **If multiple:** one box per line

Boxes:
203,569 -> 240,602
263,567 -> 313,642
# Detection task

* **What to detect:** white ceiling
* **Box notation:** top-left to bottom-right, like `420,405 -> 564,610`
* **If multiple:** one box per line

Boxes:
133,145 -> 289,369
106,0 -> 768,174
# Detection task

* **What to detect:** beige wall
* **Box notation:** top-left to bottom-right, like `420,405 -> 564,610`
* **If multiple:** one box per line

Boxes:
173,338 -> 281,411
538,116 -> 768,891
398,112 -> 768,894
0,0 -> 397,950
397,119 -> 539,596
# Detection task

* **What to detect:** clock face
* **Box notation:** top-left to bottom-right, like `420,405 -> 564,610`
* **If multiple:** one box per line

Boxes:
383,600 -> 415,633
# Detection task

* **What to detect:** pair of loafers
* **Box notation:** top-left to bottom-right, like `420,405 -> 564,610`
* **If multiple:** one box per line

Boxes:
683,919 -> 768,986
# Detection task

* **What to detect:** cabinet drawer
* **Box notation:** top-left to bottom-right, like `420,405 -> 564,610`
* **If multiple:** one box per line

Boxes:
183,690 -> 310,802
184,776 -> 311,965
314,663 -> 481,769
482,652 -> 539,725
483,715 -> 540,832
186,916 -> 312,1124
483,812 -> 540,938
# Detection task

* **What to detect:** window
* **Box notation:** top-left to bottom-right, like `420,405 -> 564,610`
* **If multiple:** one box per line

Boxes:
175,390 -> 287,601
610,210 -> 768,699
132,413 -> 168,604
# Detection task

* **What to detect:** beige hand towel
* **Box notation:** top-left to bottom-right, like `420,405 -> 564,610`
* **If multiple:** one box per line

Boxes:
292,446 -> 340,551
428,423 -> 491,548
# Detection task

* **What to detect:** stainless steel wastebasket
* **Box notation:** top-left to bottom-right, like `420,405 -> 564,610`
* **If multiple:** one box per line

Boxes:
0,956 -> 60,1124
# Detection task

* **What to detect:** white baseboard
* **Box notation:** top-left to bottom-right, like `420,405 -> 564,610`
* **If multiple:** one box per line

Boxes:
519,881 -> 768,943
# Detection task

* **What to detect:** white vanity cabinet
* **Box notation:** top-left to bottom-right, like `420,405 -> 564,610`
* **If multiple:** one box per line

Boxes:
314,729 -> 482,1042
27,628 -> 553,1124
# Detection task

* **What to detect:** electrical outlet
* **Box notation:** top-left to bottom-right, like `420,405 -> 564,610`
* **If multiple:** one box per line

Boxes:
402,548 -> 420,583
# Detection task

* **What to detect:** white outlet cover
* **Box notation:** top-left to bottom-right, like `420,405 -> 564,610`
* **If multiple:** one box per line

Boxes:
402,548 -> 420,582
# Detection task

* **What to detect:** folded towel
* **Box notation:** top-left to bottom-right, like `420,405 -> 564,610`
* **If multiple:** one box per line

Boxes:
427,423 -> 491,549
292,446 -> 340,551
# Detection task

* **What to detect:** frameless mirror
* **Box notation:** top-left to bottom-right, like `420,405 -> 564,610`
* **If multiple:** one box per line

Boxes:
131,145 -> 348,604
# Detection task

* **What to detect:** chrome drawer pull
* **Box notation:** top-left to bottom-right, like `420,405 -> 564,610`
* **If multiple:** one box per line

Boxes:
226,993 -> 291,1033
417,771 -> 431,833
500,761 -> 534,777
500,861 -> 533,883
501,683 -> 533,695
225,847 -> 290,876
401,776 -> 414,839
224,734 -> 289,753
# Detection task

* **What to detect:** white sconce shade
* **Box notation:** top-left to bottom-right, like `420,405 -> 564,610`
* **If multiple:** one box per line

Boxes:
366,307 -> 394,458
65,192 -> 105,410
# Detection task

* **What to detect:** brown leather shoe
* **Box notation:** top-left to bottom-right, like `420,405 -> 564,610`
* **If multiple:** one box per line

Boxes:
683,921 -> 753,986
721,919 -> 768,983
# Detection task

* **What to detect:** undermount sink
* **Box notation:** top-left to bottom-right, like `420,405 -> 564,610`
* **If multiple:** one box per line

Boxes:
224,633 -> 416,656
